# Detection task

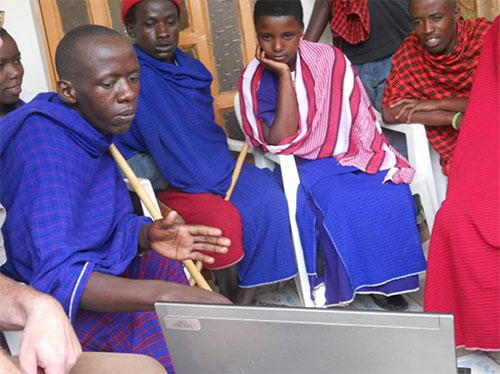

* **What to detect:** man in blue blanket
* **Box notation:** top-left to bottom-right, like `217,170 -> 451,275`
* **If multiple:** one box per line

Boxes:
116,0 -> 298,304
0,25 -> 231,373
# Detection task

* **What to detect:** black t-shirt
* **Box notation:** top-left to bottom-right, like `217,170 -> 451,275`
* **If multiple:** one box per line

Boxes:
336,0 -> 413,65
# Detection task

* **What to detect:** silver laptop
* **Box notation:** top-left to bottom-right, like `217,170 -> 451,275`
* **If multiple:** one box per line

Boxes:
155,302 -> 458,374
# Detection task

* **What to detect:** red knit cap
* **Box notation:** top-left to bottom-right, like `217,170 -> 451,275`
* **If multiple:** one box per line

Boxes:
121,0 -> 181,24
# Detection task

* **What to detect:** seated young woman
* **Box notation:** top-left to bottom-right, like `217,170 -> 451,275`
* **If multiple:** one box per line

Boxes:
239,0 -> 427,310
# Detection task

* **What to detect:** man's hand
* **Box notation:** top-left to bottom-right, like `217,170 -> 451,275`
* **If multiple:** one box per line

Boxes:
159,281 -> 232,305
384,97 -> 469,126
142,211 -> 231,264
19,293 -> 81,374
390,98 -> 440,123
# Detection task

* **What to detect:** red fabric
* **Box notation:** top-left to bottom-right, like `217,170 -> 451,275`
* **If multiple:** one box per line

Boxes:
158,188 -> 244,270
328,0 -> 370,45
239,40 -> 414,184
75,251 -> 188,372
424,16 -> 500,351
383,18 -> 491,175
121,0 -> 181,24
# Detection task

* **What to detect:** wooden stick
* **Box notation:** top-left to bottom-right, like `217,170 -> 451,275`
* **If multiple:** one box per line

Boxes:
225,142 -> 249,201
109,143 -> 212,292
189,141 -> 249,285
189,260 -> 205,286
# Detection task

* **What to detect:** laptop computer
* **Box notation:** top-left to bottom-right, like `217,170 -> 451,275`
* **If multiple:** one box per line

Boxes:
155,302 -> 464,374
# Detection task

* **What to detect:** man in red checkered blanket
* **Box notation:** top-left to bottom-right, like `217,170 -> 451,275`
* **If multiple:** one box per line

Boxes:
382,0 -> 490,175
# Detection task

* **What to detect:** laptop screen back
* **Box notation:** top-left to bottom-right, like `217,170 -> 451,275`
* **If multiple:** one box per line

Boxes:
155,302 -> 457,374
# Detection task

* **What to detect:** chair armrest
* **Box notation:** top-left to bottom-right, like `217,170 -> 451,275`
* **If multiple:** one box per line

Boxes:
375,109 -> 448,208
226,138 -> 245,153
381,123 -> 429,170
227,138 -> 276,170
374,110 -> 432,179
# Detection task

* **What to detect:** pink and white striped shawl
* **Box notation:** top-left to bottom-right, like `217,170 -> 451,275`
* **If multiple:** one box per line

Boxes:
238,40 -> 414,184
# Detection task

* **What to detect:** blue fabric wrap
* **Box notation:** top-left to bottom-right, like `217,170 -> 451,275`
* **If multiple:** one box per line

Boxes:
115,47 -> 234,195
258,71 -> 426,305
296,158 -> 426,304
0,93 -> 151,322
115,47 -> 297,287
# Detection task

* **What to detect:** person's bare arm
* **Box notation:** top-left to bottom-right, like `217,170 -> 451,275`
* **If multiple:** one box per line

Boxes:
0,274 -> 81,374
256,46 -> 299,144
80,272 -> 231,313
303,0 -> 331,42
138,210 -> 231,265
81,210 -> 232,313
383,107 -> 455,126
382,98 -> 468,127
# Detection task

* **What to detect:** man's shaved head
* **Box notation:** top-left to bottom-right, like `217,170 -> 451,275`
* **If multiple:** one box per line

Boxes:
55,24 -> 124,81
55,24 -> 140,135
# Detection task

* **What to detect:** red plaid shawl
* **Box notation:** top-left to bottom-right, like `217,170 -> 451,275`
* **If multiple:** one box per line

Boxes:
239,40 -> 414,184
383,18 -> 491,174
328,0 -> 370,45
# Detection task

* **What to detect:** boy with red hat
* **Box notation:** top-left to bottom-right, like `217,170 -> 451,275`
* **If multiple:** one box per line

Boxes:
115,0 -> 298,305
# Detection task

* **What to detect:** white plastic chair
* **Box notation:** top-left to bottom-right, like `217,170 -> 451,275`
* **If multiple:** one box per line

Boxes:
374,110 -> 448,232
123,177 -> 160,220
229,93 -> 315,307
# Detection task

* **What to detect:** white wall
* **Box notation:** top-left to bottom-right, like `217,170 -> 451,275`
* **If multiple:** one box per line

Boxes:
0,0 -> 50,95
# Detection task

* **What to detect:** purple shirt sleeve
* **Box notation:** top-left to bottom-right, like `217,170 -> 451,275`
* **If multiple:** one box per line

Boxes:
256,69 -> 279,128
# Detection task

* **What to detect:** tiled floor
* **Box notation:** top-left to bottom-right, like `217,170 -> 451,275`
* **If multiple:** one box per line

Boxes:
252,237 -> 500,374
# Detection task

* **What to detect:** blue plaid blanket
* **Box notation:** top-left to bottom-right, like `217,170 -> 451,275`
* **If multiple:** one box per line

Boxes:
0,93 -> 186,371
115,47 -> 297,287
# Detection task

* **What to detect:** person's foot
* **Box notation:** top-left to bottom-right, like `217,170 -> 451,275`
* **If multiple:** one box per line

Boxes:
371,294 -> 408,311
234,287 -> 257,305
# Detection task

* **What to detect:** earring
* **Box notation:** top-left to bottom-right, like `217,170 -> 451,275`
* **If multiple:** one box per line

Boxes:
124,26 -> 135,43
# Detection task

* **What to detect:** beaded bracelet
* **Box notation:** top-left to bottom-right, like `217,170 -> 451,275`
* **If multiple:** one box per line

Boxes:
452,112 -> 462,130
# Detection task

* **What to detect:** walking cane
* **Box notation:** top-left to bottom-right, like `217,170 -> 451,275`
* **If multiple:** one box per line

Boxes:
109,143 -> 212,291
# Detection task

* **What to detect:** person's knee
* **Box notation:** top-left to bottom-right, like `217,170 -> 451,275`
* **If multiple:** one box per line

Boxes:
206,200 -> 243,238
159,190 -> 243,233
